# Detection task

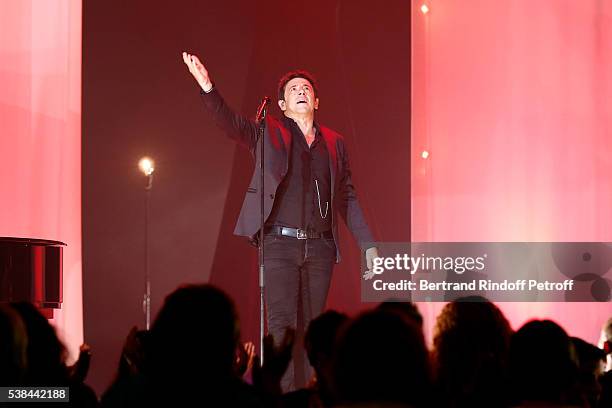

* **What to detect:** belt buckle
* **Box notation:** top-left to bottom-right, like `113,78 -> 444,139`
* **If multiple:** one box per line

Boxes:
296,229 -> 308,239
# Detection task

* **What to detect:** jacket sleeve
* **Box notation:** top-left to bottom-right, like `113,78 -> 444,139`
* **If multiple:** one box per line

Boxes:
199,87 -> 258,151
336,140 -> 375,247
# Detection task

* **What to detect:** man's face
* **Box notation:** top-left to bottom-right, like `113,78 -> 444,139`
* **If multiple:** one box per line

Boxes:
278,77 -> 319,116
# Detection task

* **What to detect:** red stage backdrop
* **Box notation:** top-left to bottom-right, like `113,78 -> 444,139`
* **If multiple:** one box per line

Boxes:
0,0 -> 83,359
412,0 -> 612,344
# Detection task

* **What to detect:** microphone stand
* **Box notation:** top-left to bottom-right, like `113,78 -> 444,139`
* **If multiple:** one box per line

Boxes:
256,97 -> 270,363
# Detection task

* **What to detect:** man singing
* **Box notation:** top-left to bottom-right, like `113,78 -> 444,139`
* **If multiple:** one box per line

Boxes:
182,52 -> 378,391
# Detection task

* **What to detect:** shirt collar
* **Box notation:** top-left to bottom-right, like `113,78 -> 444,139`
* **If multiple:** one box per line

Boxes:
282,115 -> 320,138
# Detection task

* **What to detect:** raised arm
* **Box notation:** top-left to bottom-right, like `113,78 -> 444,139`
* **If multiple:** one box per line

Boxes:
182,52 -> 258,150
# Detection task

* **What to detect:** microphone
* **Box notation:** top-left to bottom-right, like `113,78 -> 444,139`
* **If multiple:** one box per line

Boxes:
256,96 -> 271,124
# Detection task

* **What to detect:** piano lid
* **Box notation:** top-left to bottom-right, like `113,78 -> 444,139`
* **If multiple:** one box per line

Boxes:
0,237 -> 66,246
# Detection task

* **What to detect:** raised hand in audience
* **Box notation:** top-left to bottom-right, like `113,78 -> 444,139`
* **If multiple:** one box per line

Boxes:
252,328 -> 295,396
235,341 -> 256,378
68,343 -> 92,383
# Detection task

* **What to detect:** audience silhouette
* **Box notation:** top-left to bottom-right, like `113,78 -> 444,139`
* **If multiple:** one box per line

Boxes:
432,296 -> 513,408
1,286 -> 610,408
332,308 -> 431,407
508,319 -> 579,407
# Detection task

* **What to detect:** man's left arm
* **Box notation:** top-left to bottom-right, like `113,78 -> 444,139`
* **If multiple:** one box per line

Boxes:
336,142 -> 379,272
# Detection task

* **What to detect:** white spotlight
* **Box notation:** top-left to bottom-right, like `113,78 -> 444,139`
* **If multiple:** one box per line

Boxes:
138,157 -> 155,176
421,4 -> 429,14
421,150 -> 430,159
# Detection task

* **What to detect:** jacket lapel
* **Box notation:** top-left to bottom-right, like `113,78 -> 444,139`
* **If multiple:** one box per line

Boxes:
321,128 -> 338,199
277,119 -> 292,152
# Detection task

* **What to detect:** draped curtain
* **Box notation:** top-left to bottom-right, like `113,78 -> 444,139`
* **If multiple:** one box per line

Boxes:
0,0 -> 82,358
412,0 -> 612,343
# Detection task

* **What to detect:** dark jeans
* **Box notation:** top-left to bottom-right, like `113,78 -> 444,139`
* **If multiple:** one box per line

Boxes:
263,233 -> 336,392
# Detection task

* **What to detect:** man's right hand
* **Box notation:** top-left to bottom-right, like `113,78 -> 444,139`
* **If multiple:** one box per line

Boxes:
182,52 -> 213,93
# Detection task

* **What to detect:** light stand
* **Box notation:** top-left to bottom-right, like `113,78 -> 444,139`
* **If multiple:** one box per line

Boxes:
138,157 -> 155,330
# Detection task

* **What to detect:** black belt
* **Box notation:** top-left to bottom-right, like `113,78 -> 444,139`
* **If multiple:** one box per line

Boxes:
264,226 -> 333,240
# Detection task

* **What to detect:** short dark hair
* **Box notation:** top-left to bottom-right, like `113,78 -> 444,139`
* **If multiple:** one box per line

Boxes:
277,70 -> 318,101
304,310 -> 348,366
149,284 -> 239,376
377,300 -> 423,327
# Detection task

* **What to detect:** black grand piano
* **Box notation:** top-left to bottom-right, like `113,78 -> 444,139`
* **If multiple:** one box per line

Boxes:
0,237 -> 64,318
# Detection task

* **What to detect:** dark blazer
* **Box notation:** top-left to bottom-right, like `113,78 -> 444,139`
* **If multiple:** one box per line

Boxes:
200,88 -> 374,261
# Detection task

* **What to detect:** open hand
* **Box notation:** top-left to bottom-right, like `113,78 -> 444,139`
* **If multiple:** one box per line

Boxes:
182,52 -> 213,92
235,341 -> 256,377
252,328 -> 295,395
364,247 -> 380,279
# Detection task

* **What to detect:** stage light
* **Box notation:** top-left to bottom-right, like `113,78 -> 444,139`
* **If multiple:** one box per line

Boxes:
421,150 -> 430,159
138,157 -> 155,176
421,4 -> 429,14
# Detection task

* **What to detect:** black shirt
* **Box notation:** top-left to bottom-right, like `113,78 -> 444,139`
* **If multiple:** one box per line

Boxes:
266,116 -> 332,232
